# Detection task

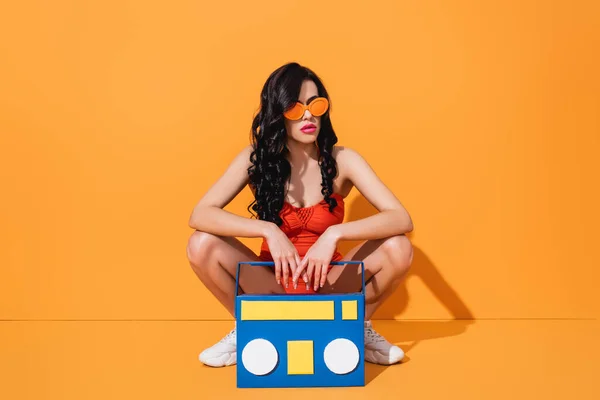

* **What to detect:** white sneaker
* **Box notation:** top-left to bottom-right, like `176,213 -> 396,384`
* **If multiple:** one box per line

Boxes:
198,327 -> 237,367
364,320 -> 405,365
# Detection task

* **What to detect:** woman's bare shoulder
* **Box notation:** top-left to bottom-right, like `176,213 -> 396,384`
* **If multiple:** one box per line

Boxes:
332,145 -> 363,190
332,145 -> 362,163
241,143 -> 254,157
232,144 -> 254,168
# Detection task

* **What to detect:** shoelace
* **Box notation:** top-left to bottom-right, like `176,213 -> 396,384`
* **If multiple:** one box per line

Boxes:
364,324 -> 386,343
219,328 -> 236,345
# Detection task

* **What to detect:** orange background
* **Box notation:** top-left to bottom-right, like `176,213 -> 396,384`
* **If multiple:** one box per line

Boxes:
1,0 -> 598,322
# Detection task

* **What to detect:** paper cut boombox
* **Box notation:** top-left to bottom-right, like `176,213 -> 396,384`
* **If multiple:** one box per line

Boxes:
234,261 -> 366,388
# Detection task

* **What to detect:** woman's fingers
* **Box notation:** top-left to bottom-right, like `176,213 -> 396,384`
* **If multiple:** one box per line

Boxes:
306,259 -> 315,290
287,255 -> 298,289
293,256 -> 306,283
274,258 -> 282,285
281,257 -> 289,288
320,264 -> 329,288
294,254 -> 307,283
312,261 -> 322,291
296,254 -> 309,284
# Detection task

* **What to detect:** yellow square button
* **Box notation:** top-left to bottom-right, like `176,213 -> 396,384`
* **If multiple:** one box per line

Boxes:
287,341 -> 314,375
342,300 -> 358,320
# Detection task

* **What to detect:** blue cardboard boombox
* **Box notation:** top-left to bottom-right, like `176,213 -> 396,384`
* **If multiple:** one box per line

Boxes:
234,261 -> 366,388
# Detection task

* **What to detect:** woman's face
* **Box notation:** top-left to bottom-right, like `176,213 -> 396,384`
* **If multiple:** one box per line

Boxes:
284,79 -> 324,145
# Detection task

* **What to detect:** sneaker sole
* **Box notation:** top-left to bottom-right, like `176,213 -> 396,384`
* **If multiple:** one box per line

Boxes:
198,352 -> 237,367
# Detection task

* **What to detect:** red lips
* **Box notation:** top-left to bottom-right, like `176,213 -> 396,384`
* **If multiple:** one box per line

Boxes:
301,123 -> 316,131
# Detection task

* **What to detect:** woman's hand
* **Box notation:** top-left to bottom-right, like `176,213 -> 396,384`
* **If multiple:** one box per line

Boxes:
293,229 -> 339,291
264,224 -> 306,288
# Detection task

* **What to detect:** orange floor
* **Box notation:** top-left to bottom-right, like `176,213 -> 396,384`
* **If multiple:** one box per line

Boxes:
1,319 -> 598,399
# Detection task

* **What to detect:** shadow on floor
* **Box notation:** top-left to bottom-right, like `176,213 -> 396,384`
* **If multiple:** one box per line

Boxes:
365,319 -> 474,385
337,195 -> 475,385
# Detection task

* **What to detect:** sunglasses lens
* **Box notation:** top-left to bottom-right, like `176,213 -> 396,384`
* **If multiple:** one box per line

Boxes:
283,103 -> 304,120
309,98 -> 329,116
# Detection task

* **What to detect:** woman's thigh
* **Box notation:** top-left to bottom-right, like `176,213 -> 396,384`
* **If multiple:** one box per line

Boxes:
187,231 -> 284,295
320,238 -> 389,294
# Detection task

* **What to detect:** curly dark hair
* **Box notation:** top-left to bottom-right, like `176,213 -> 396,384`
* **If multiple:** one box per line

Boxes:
247,62 -> 339,226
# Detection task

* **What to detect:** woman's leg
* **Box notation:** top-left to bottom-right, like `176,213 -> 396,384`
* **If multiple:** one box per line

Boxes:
322,234 -> 413,319
186,230 -> 284,317
186,230 -> 284,367
321,234 -> 413,365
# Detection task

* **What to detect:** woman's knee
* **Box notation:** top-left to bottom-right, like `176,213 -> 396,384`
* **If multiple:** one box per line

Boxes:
186,230 -> 220,267
382,234 -> 413,277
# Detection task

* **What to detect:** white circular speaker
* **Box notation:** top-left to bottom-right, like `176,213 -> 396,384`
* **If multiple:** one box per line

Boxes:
241,338 -> 278,376
323,338 -> 360,374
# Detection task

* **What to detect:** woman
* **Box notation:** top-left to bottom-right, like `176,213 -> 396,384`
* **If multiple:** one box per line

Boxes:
187,62 -> 414,368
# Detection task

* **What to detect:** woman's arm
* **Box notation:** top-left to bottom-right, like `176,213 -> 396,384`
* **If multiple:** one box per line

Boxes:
326,147 -> 414,243
188,145 -> 273,238
189,144 -> 306,286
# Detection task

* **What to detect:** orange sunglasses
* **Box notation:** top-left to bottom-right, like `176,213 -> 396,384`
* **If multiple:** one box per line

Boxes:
283,97 -> 329,120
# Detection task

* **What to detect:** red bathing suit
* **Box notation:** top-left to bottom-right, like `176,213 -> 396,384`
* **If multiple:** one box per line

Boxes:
258,192 -> 345,294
